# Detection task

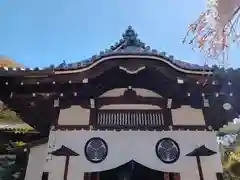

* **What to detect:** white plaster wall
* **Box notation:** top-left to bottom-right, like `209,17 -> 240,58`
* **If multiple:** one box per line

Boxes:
24,143 -> 47,180
58,105 -> 90,125
100,88 -> 162,97
100,104 -> 161,109
48,156 -> 65,180
57,103 -> 206,126
57,88 -> 163,125
45,130 -> 222,180
172,105 -> 206,125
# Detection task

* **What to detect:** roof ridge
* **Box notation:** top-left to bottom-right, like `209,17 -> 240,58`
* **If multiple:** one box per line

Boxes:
55,26 -> 211,71
0,26 -> 212,72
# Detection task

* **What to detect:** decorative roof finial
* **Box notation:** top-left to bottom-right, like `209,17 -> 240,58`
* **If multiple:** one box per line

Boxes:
122,26 -> 138,40
122,26 -> 145,48
58,60 -> 67,68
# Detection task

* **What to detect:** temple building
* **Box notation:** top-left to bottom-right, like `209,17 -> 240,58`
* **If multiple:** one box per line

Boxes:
0,26 -> 236,180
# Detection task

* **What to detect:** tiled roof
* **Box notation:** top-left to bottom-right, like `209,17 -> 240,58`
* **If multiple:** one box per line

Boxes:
0,26 -> 212,74
8,138 -> 48,153
58,26 -> 211,71
0,121 -> 36,133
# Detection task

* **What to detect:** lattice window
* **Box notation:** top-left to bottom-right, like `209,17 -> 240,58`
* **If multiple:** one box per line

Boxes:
97,110 -> 164,127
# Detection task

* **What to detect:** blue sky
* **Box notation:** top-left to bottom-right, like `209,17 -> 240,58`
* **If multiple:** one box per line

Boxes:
0,0 -> 239,68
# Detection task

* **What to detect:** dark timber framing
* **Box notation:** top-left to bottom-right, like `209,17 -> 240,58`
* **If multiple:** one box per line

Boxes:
0,26 -> 236,134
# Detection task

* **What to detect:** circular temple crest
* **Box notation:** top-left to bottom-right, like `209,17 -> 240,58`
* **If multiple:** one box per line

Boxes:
84,137 -> 108,163
155,138 -> 180,164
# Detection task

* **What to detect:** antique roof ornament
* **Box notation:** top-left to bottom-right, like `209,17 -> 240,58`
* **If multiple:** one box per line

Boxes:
57,60 -> 67,69
122,26 -> 145,48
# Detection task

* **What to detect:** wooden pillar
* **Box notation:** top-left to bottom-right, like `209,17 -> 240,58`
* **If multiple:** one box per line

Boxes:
96,172 -> 100,180
164,173 -> 170,180
162,108 -> 173,128
88,173 -> 91,180
83,173 -> 90,180
162,98 -> 173,128
84,172 -> 98,180
216,173 -> 223,180
89,99 -> 98,128
166,173 -> 180,180
174,173 -> 180,180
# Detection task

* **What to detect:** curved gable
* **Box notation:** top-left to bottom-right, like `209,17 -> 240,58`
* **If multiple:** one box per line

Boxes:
0,26 -> 212,78
54,54 -> 213,75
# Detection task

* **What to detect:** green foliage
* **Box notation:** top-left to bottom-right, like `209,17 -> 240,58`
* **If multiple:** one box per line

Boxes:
220,134 -> 240,179
0,163 -> 24,180
0,103 -> 22,122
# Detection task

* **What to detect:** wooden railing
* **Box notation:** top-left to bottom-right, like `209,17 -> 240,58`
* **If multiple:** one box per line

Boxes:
96,109 -> 164,128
